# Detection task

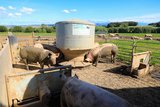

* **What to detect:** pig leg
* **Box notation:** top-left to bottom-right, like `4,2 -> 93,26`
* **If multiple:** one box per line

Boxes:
111,53 -> 116,63
111,54 -> 114,63
23,59 -> 29,70
47,64 -> 51,68
40,63 -> 44,69
113,54 -> 116,63
94,54 -> 100,67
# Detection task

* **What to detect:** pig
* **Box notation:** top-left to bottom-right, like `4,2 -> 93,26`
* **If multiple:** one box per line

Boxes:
84,43 -> 118,66
34,43 -> 44,49
60,73 -> 132,107
20,46 -> 57,70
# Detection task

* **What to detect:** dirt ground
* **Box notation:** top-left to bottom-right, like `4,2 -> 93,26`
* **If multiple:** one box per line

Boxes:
72,62 -> 160,107
12,36 -> 160,107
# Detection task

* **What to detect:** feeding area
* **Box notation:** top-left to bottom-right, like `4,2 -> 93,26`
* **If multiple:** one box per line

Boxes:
0,19 -> 160,107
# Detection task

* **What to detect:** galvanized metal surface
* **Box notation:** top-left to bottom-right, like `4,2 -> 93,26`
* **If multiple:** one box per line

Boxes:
0,39 -> 13,107
56,22 -> 95,50
6,65 -> 72,107
56,19 -> 95,60
56,19 -> 95,25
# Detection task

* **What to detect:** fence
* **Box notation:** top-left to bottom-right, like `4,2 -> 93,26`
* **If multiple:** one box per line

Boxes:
0,38 -> 13,107
135,40 -> 160,65
17,36 -> 55,47
108,39 -> 160,66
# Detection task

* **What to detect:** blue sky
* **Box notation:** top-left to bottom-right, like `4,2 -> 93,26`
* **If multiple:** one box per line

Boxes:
0,0 -> 160,25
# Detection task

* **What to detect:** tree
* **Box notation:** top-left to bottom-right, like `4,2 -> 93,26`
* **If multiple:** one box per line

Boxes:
46,27 -> 54,33
127,21 -> 138,26
132,27 -> 142,33
108,27 -> 118,33
156,28 -> 160,33
24,26 -> 34,33
107,21 -> 138,28
0,26 -> 8,32
95,26 -> 107,33
107,22 -> 121,28
118,27 -> 129,33
11,26 -> 23,32
148,22 -> 160,27
34,28 -> 42,33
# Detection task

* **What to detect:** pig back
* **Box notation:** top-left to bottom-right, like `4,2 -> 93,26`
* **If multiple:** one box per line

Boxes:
20,47 -> 48,63
61,78 -> 131,107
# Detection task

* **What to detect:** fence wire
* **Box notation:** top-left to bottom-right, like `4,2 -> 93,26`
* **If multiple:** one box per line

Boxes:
108,39 -> 160,66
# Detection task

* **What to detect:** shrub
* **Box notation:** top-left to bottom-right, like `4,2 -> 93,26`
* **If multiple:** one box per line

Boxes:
0,26 -> 8,32
24,26 -> 34,33
11,26 -> 23,32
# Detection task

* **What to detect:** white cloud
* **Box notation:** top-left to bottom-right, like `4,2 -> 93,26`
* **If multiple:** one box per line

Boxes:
63,9 -> 70,13
0,6 -> 6,11
15,12 -> 22,16
7,12 -> 22,17
8,13 -> 14,17
108,13 -> 160,23
70,9 -> 77,12
8,6 -> 16,10
20,7 -> 34,14
63,9 -> 77,14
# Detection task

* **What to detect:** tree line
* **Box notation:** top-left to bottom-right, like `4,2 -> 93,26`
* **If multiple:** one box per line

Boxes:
0,21 -> 160,33
96,21 -> 160,33
0,24 -> 55,33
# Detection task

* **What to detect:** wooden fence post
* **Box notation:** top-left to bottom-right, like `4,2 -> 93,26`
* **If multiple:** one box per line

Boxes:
130,40 -> 137,73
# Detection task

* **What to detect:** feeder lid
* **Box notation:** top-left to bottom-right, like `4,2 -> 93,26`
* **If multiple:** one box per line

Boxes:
56,19 -> 95,26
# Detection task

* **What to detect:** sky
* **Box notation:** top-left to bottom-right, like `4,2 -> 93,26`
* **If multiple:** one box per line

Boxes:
0,0 -> 160,25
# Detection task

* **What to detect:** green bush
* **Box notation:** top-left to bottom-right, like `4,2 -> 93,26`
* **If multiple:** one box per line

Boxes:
46,27 -> 54,33
0,26 -> 8,32
148,22 -> 160,27
118,27 -> 129,33
156,28 -> 160,33
34,28 -> 42,33
107,21 -> 138,28
24,26 -> 34,33
11,26 -> 23,32
95,26 -> 107,33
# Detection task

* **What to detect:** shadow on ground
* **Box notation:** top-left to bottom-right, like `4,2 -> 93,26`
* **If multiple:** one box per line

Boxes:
13,64 -> 41,70
98,86 -> 160,107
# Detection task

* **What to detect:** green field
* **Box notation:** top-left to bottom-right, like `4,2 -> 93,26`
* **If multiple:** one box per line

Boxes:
100,39 -> 160,65
1,32 -> 160,37
0,32 -> 56,37
115,33 -> 160,37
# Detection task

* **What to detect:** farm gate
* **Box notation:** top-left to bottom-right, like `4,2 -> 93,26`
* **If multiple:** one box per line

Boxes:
109,39 -> 160,66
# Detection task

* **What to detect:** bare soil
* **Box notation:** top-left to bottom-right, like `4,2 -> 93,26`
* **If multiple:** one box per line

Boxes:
73,63 -> 160,107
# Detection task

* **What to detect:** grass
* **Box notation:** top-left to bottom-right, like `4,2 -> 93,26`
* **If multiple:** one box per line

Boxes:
100,39 -> 160,65
0,32 -> 56,37
115,33 -> 160,37
1,32 -> 160,37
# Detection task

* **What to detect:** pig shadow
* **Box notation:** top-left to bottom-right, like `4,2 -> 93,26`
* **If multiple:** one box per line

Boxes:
13,64 -> 41,70
97,86 -> 160,107
103,65 -> 133,76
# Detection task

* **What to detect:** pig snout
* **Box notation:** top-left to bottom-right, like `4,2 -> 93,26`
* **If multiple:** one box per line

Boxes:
48,53 -> 58,66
